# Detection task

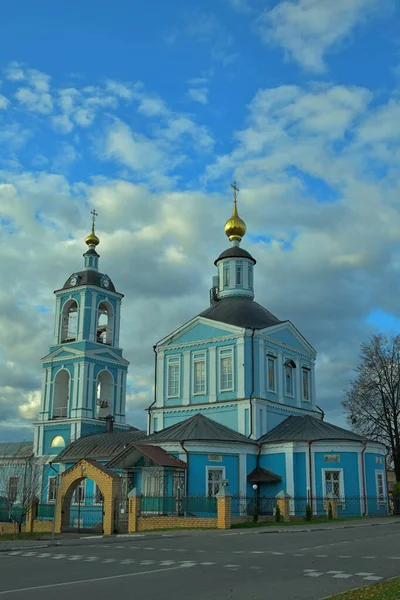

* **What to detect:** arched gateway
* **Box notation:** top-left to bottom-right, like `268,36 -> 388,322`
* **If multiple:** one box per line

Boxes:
54,459 -> 120,535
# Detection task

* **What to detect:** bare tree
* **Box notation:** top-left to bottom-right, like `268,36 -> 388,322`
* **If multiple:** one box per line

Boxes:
0,448 -> 40,534
342,334 -> 400,481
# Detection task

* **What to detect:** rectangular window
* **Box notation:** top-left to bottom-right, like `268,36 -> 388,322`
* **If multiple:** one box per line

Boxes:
7,477 -> 18,503
324,470 -> 342,498
376,471 -> 384,503
285,365 -> 293,396
73,480 -> 85,504
223,265 -> 230,287
302,369 -> 310,401
267,357 -> 276,392
236,263 -> 243,285
167,358 -> 180,397
248,265 -> 253,289
194,357 -> 206,394
47,477 -> 57,502
207,468 -> 224,497
220,352 -> 233,391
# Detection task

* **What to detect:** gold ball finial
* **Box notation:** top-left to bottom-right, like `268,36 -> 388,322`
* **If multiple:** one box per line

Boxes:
85,209 -> 100,247
224,182 -> 246,242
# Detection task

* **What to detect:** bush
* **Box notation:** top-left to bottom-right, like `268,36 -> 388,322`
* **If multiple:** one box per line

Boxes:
275,505 -> 281,522
305,504 -> 313,521
328,501 -> 333,520
252,503 -> 259,523
392,483 -> 400,497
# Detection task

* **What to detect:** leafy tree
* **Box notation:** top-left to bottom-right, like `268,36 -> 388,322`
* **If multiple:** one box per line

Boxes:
305,503 -> 312,521
342,334 -> 400,481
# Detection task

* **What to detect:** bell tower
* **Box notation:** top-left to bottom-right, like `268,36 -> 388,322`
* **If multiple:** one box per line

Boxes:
33,212 -> 130,457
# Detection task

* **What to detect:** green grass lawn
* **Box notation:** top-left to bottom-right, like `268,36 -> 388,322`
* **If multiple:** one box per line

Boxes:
231,516 -> 366,529
325,577 -> 400,599
0,532 -> 51,541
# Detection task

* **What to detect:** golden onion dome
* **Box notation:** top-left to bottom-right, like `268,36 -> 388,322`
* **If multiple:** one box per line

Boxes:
85,226 -> 100,247
224,198 -> 246,242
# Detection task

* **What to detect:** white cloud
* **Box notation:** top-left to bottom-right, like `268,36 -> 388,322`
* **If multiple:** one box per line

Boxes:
257,0 -> 387,72
0,94 -> 9,109
188,87 -> 209,104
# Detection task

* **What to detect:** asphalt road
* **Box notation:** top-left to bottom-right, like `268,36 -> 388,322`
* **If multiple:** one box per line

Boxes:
0,523 -> 400,599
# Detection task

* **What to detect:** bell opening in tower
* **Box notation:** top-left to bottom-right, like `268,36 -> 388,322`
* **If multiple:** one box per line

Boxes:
61,299 -> 78,343
96,301 -> 113,345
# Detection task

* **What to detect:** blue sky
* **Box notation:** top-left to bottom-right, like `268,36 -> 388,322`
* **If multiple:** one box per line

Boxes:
1,0 -> 400,439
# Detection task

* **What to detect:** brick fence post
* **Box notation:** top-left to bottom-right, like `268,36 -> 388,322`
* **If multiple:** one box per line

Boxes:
325,492 -> 338,519
216,487 -> 232,530
275,490 -> 291,522
128,488 -> 142,533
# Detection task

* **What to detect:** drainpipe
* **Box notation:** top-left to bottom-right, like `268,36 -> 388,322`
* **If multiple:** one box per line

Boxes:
147,345 -> 158,434
384,446 -> 390,515
307,441 -> 313,506
180,441 -> 189,495
361,441 -> 367,516
248,329 -> 256,439
316,405 -> 325,420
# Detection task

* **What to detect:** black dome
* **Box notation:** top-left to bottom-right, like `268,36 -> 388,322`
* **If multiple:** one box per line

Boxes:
199,297 -> 282,329
60,270 -> 117,293
215,247 -> 256,266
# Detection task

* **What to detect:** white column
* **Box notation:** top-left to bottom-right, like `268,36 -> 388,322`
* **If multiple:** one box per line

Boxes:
121,371 -> 127,421
114,301 -> 121,347
285,446 -> 295,515
156,350 -> 164,408
311,362 -> 317,409
88,362 -> 95,416
237,338 -> 245,398
78,291 -> 86,341
77,363 -> 89,417
116,370 -> 122,416
183,351 -> 190,406
278,353 -> 284,404
259,338 -> 265,398
295,358 -> 302,407
54,297 -> 61,343
89,292 -> 98,342
72,363 -> 80,412
209,347 -> 217,403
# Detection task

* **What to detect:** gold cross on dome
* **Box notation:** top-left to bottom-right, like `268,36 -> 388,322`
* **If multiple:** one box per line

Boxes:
231,181 -> 239,202
91,209 -> 98,227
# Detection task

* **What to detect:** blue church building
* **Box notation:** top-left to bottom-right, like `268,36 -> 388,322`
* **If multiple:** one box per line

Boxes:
0,192 -> 388,527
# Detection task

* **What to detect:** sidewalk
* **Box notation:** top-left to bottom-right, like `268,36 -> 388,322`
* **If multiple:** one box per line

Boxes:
0,517 -> 399,551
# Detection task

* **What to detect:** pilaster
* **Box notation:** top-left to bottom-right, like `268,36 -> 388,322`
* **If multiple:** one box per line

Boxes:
237,338 -> 245,398
259,338 -> 265,398
209,347 -> 217,403
156,350 -> 164,408
114,301 -> 121,347
89,292 -> 98,342
278,353 -> 284,404
295,358 -> 302,407
183,351 -> 190,406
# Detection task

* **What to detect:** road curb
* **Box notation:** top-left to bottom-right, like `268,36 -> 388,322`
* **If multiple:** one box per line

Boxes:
256,519 -> 400,535
0,542 -> 61,553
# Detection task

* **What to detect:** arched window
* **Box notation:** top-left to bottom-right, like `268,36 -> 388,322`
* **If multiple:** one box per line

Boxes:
284,359 -> 296,397
96,370 -> 114,419
50,435 -> 65,448
53,369 -> 70,418
61,299 -> 78,343
96,302 -> 113,345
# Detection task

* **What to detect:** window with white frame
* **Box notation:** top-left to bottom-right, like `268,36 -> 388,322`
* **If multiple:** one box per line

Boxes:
193,355 -> 206,394
302,368 -> 310,401
207,467 -> 224,497
167,357 -> 180,398
236,262 -> 243,285
248,265 -> 253,289
284,362 -> 294,396
223,265 -> 230,287
47,477 -> 57,502
73,480 -> 86,504
267,356 -> 276,392
324,470 -> 343,498
376,471 -> 384,503
220,350 -> 233,391
7,476 -> 18,503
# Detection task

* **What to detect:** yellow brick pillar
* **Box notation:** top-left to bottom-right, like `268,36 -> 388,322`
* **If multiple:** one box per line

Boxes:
325,492 -> 338,519
216,487 -> 232,530
128,488 -> 142,533
276,490 -> 291,522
